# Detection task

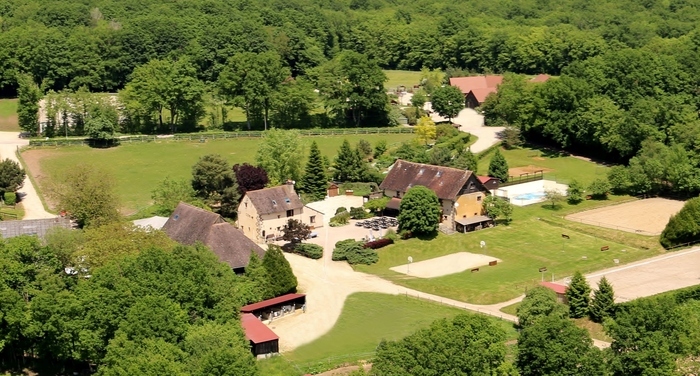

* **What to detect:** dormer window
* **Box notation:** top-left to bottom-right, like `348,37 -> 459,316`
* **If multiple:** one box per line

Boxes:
418,168 -> 424,175
272,200 -> 277,205
285,198 -> 290,203
436,171 -> 442,177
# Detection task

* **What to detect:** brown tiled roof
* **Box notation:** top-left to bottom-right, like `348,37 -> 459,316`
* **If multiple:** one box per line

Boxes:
379,160 -> 473,201
469,87 -> 498,103
449,75 -> 503,94
478,176 -> 499,184
162,202 -> 265,270
245,185 -> 303,215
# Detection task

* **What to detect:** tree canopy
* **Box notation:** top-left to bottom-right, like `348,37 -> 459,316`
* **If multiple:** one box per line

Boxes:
397,186 -> 441,235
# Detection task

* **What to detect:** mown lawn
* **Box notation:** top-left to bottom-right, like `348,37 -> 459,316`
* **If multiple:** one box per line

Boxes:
0,99 -> 19,132
24,134 -> 414,213
384,70 -> 422,90
259,293 -> 517,375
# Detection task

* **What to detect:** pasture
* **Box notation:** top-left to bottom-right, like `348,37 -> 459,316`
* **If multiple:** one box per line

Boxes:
384,70 -> 423,91
21,133 -> 414,214
260,292 -> 516,375
0,99 -> 19,132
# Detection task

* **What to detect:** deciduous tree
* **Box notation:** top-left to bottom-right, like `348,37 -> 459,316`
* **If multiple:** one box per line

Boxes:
191,154 -> 239,217
516,286 -> 568,328
398,186 -> 441,235
415,116 -> 437,144
483,195 -> 513,223
588,178 -> 611,199
0,159 -> 25,197
255,129 -> 304,185
17,73 -> 42,135
567,179 -> 584,204
488,149 -> 509,182
544,189 -> 565,208
282,219 -> 311,244
431,85 -> 464,123
51,164 -> 120,228
232,163 -> 269,197
452,148 -> 478,172
566,271 -> 591,318
152,177 -> 205,216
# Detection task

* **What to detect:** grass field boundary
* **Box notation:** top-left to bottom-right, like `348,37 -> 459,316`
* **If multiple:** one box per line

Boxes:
476,141 -> 502,160
28,127 -> 416,147
15,146 -> 56,215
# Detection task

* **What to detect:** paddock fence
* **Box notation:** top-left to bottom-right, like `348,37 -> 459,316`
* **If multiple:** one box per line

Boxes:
28,127 -> 416,147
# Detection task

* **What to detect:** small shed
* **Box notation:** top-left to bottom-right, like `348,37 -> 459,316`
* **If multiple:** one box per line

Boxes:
477,176 -> 501,192
540,281 -> 568,304
327,183 -> 340,197
241,293 -> 306,321
241,313 -> 279,357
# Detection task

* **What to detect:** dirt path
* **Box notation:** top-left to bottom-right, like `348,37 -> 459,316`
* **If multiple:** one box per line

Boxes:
0,132 -> 55,220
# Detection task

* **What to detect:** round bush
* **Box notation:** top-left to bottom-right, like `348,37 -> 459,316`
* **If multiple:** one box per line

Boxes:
294,243 -> 323,259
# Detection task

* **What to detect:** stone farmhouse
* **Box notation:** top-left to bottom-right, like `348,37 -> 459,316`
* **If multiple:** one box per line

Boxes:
238,184 -> 324,243
162,202 -> 265,274
380,160 -> 493,232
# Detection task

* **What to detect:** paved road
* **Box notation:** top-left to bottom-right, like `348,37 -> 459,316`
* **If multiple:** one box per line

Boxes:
0,132 -> 55,220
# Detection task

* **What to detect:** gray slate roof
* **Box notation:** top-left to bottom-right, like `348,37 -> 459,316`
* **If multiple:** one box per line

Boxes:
245,185 -> 303,215
0,217 -> 73,239
162,202 -> 265,270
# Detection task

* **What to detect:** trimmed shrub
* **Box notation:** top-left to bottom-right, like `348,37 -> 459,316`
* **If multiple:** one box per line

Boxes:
294,243 -> 323,260
3,192 -> 17,205
349,206 -> 370,219
332,239 -> 359,261
335,207 -> 348,215
384,228 -> 398,242
330,211 -> 350,226
363,238 -> 394,249
346,246 -> 378,265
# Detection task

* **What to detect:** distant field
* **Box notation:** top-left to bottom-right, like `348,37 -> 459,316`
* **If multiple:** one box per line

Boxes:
384,70 -> 422,91
261,293 -> 517,375
22,133 -> 414,214
0,99 -> 19,132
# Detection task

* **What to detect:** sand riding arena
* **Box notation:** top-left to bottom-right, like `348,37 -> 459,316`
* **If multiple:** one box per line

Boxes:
390,252 -> 501,278
565,198 -> 685,236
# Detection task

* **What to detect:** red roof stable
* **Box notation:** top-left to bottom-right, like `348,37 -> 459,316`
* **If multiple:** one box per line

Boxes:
540,281 -> 568,295
478,176 -> 497,184
449,75 -> 503,95
241,313 -> 279,343
241,293 -> 306,313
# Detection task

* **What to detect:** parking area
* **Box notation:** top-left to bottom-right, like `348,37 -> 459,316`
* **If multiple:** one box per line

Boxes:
305,218 -> 398,260
305,195 -> 365,224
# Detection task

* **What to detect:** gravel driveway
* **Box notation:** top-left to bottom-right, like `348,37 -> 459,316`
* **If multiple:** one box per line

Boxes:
428,106 -> 504,153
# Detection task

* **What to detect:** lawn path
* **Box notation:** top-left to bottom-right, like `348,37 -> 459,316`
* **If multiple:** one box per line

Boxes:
0,132 -> 55,220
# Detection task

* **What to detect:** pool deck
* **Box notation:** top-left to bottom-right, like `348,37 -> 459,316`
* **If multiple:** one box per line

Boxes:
495,180 -> 568,206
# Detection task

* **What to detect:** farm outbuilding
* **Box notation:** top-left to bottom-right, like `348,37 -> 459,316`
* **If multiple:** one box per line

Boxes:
241,293 -> 306,321
241,313 -> 279,357
540,281 -> 568,303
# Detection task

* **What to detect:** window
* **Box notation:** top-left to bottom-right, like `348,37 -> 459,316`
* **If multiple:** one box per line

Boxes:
310,216 -> 316,224
272,200 -> 277,205
245,202 -> 248,208
287,209 -> 294,217
285,198 -> 291,203
477,196 -> 482,201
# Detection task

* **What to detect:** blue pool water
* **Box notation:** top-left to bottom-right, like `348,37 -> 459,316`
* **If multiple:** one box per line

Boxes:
513,192 -> 546,201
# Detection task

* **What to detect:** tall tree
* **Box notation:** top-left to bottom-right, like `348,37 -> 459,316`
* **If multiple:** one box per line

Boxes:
567,179 -> 584,204
271,77 -> 316,129
589,277 -> 615,323
191,154 -> 239,217
516,314 -> 606,376
219,51 -> 290,130
50,163 -> 120,228
516,286 -> 568,328
373,314 -> 506,375
16,73 -> 42,135
262,245 -> 297,297
232,163 -> 269,197
312,51 -> 388,127
333,139 -> 366,182
242,253 -> 272,301
566,271 -> 591,318
0,159 -> 25,197
151,177 -> 205,216
452,148 -> 478,172
255,129 -> 304,185
398,186 -> 441,235
488,149 -> 509,182
415,116 -> 437,144
282,219 -> 311,245
300,141 -> 328,201
431,85 -> 464,123
120,58 -> 205,133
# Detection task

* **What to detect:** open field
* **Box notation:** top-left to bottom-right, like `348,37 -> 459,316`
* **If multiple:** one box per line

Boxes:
21,134 -> 414,214
0,99 -> 19,132
384,70 -> 422,91
566,198 -> 684,235
390,252 -> 502,278
478,146 -> 609,186
356,196 -> 665,304
260,292 -> 516,375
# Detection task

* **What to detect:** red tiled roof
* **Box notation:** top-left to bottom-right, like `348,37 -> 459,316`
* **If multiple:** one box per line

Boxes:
241,293 -> 306,313
469,87 -> 498,103
478,176 -> 497,184
241,313 -> 279,343
449,75 -> 503,94
541,281 -> 567,295
380,160 -> 474,201
531,74 -> 551,83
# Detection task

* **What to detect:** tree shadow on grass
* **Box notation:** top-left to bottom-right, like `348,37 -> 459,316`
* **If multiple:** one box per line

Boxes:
540,203 -> 564,211
414,231 -> 438,241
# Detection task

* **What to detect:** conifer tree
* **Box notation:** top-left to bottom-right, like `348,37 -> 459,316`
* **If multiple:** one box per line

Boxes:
488,149 -> 509,182
334,139 -> 366,182
300,141 -> 328,201
452,149 -> 478,172
589,277 -> 615,323
244,253 -> 272,301
262,245 -> 298,297
565,271 -> 591,318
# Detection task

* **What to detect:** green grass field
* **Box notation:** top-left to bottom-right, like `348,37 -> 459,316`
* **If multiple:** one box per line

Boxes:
384,70 -> 423,91
0,99 -> 19,132
259,293 -> 517,375
25,134 -> 414,213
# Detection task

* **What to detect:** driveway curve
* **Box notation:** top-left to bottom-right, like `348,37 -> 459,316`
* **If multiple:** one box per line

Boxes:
428,106 -> 504,153
0,132 -> 55,220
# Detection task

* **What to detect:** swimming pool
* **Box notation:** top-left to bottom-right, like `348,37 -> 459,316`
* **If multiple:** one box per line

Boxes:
513,192 -> 546,201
